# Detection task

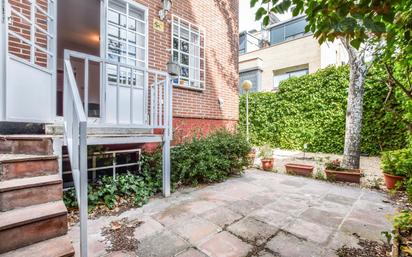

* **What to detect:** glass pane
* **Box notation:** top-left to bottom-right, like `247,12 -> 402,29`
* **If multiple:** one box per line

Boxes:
136,71 -> 144,87
173,37 -> 179,50
173,24 -> 179,36
191,32 -> 199,44
137,61 -> 145,67
137,34 -> 145,47
194,46 -> 200,57
127,58 -> 137,66
181,41 -> 189,53
128,18 -> 136,31
107,64 -> 118,83
109,0 -> 126,13
270,26 -> 284,45
173,51 -> 178,62
108,25 -> 126,41
137,21 -> 145,34
180,27 -> 189,40
128,31 -> 136,44
137,48 -> 145,61
194,57 -> 200,69
108,10 -> 126,27
285,18 -> 307,38
181,53 -> 189,65
181,67 -> 189,78
129,5 -> 144,21
189,67 -> 194,80
128,45 -> 136,58
108,39 -> 126,55
189,56 -> 194,67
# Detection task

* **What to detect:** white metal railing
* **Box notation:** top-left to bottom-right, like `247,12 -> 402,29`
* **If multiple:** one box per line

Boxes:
63,58 -> 88,257
63,49 -> 173,257
64,49 -> 171,130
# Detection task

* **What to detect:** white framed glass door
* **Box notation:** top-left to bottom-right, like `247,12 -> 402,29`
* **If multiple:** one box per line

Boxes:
101,0 -> 148,125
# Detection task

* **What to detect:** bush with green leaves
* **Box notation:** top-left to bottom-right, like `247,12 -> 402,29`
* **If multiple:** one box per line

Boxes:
170,130 -> 251,186
239,65 -> 407,155
381,148 -> 412,177
64,130 -> 251,211
64,173 -> 157,211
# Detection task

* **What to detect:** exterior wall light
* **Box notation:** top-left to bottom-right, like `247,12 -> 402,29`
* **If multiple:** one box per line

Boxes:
159,0 -> 172,20
167,56 -> 180,77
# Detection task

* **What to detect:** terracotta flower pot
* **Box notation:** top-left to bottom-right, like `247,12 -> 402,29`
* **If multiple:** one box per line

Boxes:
261,158 -> 274,171
383,173 -> 405,190
285,163 -> 314,177
325,169 -> 361,183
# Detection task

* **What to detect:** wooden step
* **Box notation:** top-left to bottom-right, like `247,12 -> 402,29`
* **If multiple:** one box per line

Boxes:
0,201 -> 68,253
0,175 -> 62,211
0,235 -> 74,257
0,154 -> 58,181
0,135 -> 53,155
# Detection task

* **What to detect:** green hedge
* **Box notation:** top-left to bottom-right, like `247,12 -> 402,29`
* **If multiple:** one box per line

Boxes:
239,65 -> 407,155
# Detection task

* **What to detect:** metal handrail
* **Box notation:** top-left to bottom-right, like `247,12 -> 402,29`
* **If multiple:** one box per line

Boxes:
63,58 -> 88,257
62,49 -> 173,256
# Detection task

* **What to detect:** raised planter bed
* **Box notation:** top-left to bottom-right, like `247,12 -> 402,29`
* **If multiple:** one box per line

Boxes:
285,163 -> 314,177
325,169 -> 361,184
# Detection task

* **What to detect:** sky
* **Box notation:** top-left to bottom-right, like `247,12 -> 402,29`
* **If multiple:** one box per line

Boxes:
239,1 -> 292,32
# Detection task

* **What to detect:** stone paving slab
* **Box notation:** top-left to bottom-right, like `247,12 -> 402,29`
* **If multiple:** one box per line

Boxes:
169,216 -> 221,245
227,216 -> 279,245
198,231 -> 253,257
68,170 -> 396,257
266,231 -> 325,257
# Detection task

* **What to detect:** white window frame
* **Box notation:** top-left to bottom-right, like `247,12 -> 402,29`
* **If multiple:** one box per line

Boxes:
171,15 -> 206,91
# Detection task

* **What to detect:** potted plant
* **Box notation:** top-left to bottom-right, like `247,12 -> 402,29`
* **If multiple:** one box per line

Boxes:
285,163 -> 314,177
381,149 -> 411,190
259,145 -> 274,171
324,159 -> 361,183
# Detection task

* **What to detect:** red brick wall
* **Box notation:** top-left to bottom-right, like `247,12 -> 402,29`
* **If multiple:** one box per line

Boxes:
137,0 -> 239,120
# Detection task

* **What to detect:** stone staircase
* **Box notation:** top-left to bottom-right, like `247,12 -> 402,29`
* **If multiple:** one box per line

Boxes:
0,136 -> 74,257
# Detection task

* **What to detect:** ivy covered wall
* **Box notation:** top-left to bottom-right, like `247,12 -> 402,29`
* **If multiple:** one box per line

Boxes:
239,66 -> 407,155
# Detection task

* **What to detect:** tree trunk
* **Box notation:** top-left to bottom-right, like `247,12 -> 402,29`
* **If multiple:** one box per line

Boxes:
341,38 -> 367,170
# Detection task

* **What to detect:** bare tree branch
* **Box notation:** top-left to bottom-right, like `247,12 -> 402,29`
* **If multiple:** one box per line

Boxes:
385,63 -> 412,99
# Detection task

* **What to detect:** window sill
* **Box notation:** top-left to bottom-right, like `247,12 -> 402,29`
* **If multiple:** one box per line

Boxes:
173,84 -> 205,92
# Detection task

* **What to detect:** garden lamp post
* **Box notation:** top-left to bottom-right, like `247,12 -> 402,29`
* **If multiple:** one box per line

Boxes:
241,80 -> 253,142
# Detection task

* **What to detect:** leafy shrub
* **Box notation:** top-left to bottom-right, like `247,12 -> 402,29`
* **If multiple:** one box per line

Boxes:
64,130 -> 251,211
239,65 -> 407,155
64,173 -> 156,211
381,148 -> 412,177
170,130 -> 251,186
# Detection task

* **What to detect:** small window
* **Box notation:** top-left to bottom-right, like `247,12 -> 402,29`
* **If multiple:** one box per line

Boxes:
273,68 -> 308,89
172,16 -> 205,90
239,34 -> 246,54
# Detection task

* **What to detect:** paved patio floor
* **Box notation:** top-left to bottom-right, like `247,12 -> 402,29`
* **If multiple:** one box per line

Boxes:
69,169 -> 396,257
